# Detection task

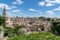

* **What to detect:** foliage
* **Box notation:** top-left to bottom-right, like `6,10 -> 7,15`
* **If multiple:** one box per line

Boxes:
4,27 -> 15,37
8,32 -> 56,40
3,25 -> 25,37
56,36 -> 60,40
52,22 -> 60,35
14,25 -> 25,33
26,32 -> 56,40
47,18 -> 51,21
0,16 -> 6,26
8,34 -> 26,40
18,28 -> 27,34
39,17 -> 45,19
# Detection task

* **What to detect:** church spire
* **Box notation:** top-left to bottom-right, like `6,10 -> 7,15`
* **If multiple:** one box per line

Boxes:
2,6 -> 6,17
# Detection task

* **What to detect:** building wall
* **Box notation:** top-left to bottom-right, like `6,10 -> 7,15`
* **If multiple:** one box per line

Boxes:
6,17 -> 52,32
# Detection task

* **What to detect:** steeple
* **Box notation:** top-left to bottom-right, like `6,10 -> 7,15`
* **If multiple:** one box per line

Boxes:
2,6 -> 6,17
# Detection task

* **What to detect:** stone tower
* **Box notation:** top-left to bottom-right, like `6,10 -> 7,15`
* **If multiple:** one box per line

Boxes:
2,6 -> 6,17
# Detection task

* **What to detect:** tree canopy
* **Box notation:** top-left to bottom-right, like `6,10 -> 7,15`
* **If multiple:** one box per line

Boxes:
0,16 -> 6,26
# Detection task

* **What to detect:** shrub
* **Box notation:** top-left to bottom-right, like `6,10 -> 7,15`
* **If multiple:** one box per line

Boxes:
4,27 -> 15,37
14,25 -> 25,33
26,32 -> 56,40
8,32 -> 56,40
18,28 -> 27,34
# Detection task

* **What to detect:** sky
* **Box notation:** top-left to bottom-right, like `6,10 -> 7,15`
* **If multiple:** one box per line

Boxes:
0,0 -> 60,18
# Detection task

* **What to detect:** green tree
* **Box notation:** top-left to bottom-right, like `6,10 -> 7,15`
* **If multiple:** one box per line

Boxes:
4,27 -> 15,37
0,16 -> 6,27
52,22 -> 60,35
14,25 -> 25,34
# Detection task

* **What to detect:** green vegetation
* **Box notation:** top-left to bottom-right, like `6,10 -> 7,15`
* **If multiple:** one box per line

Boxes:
8,32 -> 56,40
14,25 -> 25,33
4,25 -> 25,37
0,16 -> 6,27
52,22 -> 60,35
4,27 -> 15,37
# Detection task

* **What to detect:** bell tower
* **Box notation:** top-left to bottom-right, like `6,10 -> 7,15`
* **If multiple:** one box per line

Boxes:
2,6 -> 6,17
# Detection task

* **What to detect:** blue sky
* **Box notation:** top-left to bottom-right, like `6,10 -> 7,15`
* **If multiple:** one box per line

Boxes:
0,0 -> 60,18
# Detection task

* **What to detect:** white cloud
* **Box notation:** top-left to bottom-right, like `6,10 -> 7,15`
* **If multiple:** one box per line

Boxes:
45,10 -> 55,17
38,0 -> 60,7
46,10 -> 54,15
6,12 -> 13,17
6,10 -> 22,17
12,0 -> 24,5
12,2 -> 17,4
0,3 -> 17,9
45,0 -> 56,3
6,12 -> 15,17
45,0 -> 60,4
38,1 -> 54,6
12,10 -> 21,13
29,8 -> 36,12
11,6 -> 17,8
29,8 -> 41,13
46,3 -> 54,6
53,6 -> 60,10
0,3 -> 12,9
6,12 -> 11,14
38,1 -> 45,6
56,0 -> 60,4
